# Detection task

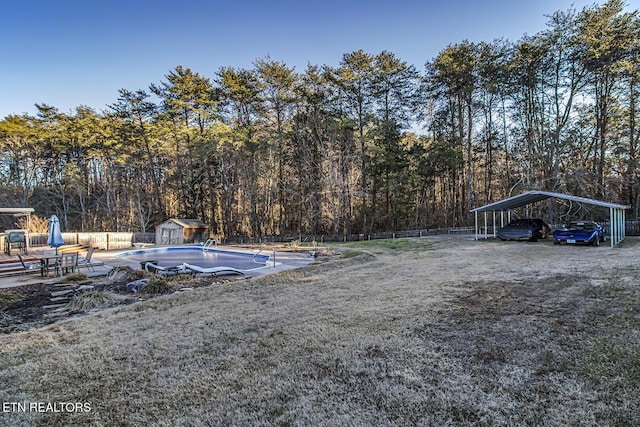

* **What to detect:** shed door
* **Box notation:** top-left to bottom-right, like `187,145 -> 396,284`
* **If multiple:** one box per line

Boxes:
169,228 -> 180,245
160,228 -> 170,245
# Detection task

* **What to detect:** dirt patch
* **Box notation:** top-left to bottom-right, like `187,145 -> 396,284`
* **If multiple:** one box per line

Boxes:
0,267 -> 244,334
411,269 -> 640,425
0,283 -> 58,333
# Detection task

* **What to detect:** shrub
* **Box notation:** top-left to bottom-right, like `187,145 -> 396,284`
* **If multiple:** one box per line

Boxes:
140,276 -> 171,294
107,267 -> 145,285
65,291 -> 125,312
287,239 -> 300,249
62,273 -> 88,283
0,293 -> 20,305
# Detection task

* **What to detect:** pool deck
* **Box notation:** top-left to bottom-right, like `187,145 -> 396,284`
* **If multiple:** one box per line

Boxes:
0,245 -> 316,289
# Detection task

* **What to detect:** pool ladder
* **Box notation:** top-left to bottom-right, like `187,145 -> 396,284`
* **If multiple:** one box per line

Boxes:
203,239 -> 217,250
253,246 -> 276,268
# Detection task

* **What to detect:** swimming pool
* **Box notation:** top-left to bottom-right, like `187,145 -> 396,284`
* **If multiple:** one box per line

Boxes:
116,246 -> 270,271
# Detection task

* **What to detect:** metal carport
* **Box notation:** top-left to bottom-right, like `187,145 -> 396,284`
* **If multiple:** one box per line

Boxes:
470,190 -> 630,247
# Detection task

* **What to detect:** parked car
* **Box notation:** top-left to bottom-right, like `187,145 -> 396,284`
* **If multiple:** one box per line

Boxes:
553,221 -> 606,246
497,218 -> 551,242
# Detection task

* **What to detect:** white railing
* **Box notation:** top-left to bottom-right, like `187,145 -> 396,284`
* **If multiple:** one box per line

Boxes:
253,247 -> 276,268
203,239 -> 217,249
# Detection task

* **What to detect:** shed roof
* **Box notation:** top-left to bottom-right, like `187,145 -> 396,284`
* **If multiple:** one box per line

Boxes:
161,218 -> 209,229
471,190 -> 630,213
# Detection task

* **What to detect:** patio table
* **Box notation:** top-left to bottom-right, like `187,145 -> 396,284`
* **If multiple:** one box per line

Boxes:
34,254 -> 62,277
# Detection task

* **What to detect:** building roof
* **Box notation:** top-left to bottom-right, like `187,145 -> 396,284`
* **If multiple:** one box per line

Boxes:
471,190 -> 630,213
0,208 -> 35,216
161,218 -> 209,229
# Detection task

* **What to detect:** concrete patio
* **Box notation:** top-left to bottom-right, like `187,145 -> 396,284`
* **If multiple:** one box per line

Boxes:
0,245 -> 316,289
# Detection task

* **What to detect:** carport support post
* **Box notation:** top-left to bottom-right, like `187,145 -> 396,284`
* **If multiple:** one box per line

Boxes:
614,207 -> 625,247
610,207 -> 616,247
617,208 -> 622,245
611,207 -> 616,247
609,207 -> 625,248
474,210 -> 478,240
623,208 -> 626,244
484,211 -> 488,238
493,211 -> 497,237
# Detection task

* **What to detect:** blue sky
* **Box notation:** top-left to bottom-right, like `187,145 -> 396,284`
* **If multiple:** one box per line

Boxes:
1,0 -> 638,118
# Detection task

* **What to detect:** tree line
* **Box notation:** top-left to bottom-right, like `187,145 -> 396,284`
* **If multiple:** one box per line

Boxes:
1,0 -> 638,237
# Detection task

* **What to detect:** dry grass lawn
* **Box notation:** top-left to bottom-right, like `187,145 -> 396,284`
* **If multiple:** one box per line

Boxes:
1,236 -> 639,426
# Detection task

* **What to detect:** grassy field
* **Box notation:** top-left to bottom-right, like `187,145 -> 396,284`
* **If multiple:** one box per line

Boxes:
1,236 -> 639,426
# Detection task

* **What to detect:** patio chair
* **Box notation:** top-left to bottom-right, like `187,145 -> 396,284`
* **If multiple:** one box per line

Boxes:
58,252 -> 78,275
17,254 -> 41,281
77,247 -> 97,272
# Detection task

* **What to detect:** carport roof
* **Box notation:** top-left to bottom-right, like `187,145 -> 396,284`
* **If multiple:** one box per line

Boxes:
470,190 -> 630,213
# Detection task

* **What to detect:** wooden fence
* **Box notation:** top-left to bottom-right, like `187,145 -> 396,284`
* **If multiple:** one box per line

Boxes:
1,232 -> 134,252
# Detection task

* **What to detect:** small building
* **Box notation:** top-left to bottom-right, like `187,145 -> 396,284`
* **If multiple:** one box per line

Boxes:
155,219 -> 209,245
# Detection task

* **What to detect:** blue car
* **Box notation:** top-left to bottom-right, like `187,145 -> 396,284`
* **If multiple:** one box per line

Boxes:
553,221 -> 606,246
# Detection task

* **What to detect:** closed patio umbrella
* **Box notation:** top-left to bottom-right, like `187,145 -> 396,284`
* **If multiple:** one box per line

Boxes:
47,215 -> 64,254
